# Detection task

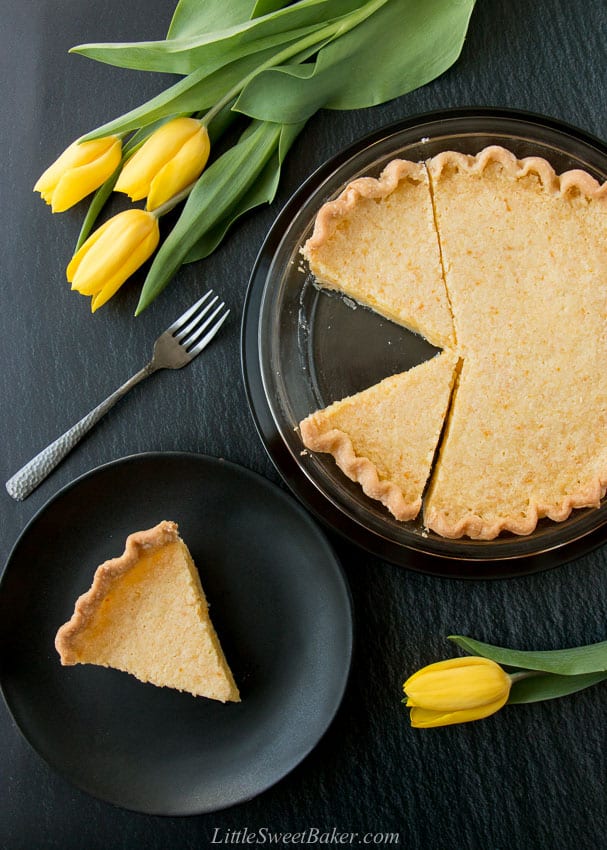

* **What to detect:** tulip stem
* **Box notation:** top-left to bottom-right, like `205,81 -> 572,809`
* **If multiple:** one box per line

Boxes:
508,671 -> 541,683
150,181 -> 198,218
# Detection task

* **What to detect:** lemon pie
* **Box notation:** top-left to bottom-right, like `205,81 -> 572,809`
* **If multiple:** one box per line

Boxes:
300,146 -> 607,539
55,521 -> 240,701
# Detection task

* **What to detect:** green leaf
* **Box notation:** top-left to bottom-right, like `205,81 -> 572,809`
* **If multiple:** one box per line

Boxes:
251,0 -> 293,15
79,41 -> 295,140
508,671 -> 607,705
168,0 -> 258,39
135,120 -> 284,314
449,635 -> 607,676
235,0 -> 476,122
182,157 -> 280,263
71,0 -> 366,74
183,120 -> 305,263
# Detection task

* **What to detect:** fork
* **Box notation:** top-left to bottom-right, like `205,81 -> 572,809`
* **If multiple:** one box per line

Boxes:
5,291 -> 229,501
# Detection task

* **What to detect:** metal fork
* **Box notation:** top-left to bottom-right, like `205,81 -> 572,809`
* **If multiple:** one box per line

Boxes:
6,291 -> 229,501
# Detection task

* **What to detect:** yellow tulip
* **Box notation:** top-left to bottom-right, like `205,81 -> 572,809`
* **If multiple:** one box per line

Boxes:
115,117 -> 211,211
67,209 -> 159,312
403,656 -> 511,728
34,136 -> 121,213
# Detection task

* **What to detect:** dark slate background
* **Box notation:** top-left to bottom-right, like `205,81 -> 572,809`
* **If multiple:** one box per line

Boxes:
1,1 -> 607,848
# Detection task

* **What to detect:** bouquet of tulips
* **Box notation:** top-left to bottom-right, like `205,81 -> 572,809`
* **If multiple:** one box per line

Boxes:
34,0 -> 476,314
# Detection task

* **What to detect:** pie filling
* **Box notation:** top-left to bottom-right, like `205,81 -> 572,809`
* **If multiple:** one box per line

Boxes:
300,146 -> 607,540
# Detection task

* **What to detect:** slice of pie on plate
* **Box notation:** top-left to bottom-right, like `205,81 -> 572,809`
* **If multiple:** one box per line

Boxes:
55,520 -> 240,702
300,351 -> 459,521
302,158 -> 455,349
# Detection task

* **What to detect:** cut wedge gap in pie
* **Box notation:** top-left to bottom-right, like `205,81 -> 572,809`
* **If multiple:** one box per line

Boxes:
55,520 -> 240,702
300,351 -> 459,521
299,145 -> 607,540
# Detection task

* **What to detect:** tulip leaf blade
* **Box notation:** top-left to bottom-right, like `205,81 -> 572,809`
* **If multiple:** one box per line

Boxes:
251,0 -> 293,16
168,0 -> 258,39
234,0 -> 476,123
183,120 -> 304,263
508,671 -> 607,705
80,42 -> 296,141
449,635 -> 607,676
71,0 -> 364,74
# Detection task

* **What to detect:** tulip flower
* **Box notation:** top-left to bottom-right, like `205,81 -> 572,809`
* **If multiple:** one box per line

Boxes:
403,656 -> 512,728
67,209 -> 159,312
34,136 -> 121,213
114,117 -> 211,212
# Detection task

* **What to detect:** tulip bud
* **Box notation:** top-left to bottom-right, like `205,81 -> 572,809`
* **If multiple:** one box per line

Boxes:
34,136 -> 122,213
403,656 -> 511,728
115,117 -> 211,212
67,209 -> 160,312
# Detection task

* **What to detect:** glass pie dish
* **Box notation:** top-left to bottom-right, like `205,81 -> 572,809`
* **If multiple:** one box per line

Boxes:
242,108 -> 607,577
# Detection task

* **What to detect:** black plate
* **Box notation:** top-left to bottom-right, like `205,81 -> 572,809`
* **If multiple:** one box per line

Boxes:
242,107 -> 607,578
0,453 -> 353,815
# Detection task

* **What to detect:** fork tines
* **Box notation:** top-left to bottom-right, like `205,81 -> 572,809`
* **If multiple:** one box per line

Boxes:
168,291 -> 230,356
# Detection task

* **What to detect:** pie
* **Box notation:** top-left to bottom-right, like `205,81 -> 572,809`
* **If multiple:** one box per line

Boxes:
300,145 -> 607,540
55,521 -> 240,701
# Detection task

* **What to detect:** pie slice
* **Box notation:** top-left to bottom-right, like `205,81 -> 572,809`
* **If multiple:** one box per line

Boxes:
302,159 -> 455,349
55,521 -> 240,702
300,351 -> 459,520
424,356 -> 607,539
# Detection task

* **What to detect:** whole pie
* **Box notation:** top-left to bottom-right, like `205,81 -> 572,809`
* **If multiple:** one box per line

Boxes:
55,521 -> 240,701
300,145 -> 607,540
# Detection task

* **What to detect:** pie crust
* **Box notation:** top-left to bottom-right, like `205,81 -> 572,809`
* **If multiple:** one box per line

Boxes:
55,521 -> 240,701
300,146 -> 607,539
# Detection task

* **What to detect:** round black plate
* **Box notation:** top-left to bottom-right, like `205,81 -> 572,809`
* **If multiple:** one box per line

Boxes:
242,107 -> 607,578
0,453 -> 353,815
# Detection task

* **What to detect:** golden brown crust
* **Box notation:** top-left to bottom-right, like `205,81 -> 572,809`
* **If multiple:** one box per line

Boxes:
299,419 -> 421,521
303,159 -> 427,253
55,521 -> 181,663
427,145 -> 607,201
425,479 -> 607,541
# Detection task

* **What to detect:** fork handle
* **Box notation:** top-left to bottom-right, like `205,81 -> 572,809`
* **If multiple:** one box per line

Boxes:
5,364 -> 156,501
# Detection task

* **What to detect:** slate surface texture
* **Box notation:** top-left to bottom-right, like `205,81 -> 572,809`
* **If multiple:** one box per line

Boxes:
1,1 -> 607,848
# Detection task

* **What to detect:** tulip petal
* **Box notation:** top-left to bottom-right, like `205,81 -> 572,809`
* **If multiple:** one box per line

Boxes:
409,692 -> 509,728
146,128 -> 210,210
70,218 -> 142,294
68,210 -> 159,298
50,140 -> 121,212
89,224 -> 160,312
74,222 -> 157,296
67,216 -> 118,283
403,656 -> 511,712
34,137 -> 120,207
405,668 -> 509,711
115,117 -> 203,201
